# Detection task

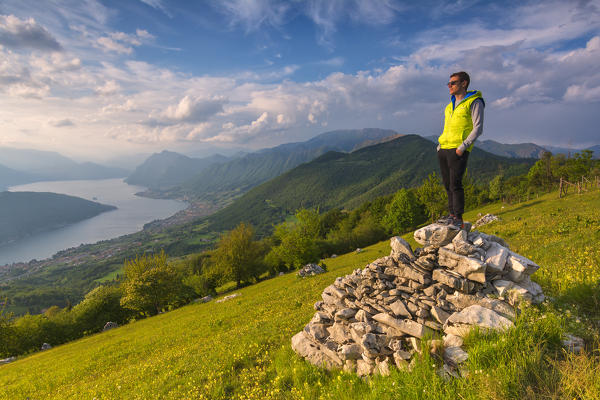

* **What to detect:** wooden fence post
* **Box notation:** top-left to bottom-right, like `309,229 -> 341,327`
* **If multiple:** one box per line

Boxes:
559,177 -> 563,198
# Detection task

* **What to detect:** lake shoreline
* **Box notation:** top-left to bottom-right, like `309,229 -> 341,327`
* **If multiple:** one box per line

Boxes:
0,178 -> 187,265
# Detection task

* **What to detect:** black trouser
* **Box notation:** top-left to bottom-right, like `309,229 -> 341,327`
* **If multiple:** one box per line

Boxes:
437,148 -> 470,218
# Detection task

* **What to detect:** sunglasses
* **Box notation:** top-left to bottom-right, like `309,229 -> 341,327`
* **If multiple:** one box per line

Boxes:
447,80 -> 462,86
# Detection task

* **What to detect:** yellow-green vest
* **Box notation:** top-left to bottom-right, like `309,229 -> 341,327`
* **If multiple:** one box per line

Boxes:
438,90 -> 483,151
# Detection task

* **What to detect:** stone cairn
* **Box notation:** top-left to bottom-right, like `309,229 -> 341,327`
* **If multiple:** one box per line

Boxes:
291,222 -> 544,377
298,263 -> 326,277
473,213 -> 500,228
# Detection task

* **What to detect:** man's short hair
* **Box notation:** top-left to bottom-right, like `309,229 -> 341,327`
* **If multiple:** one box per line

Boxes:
450,71 -> 470,88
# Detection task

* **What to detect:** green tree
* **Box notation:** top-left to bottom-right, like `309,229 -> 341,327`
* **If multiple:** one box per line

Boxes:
267,208 -> 322,270
349,211 -> 387,248
527,151 -> 555,190
180,252 -> 219,297
382,189 -> 425,234
213,223 -> 264,288
417,172 -> 447,222
72,285 -> 128,332
0,301 -> 15,357
489,174 -> 505,201
120,251 -> 189,315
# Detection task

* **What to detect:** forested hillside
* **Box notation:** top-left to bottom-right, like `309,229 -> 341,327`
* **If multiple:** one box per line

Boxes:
0,191 -> 117,245
125,151 -> 228,189
206,134 -> 534,234
177,128 -> 401,202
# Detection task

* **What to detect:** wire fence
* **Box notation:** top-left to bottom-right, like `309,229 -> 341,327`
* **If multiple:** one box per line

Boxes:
558,176 -> 600,198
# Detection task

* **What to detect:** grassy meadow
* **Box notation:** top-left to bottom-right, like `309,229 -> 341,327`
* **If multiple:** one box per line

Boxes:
1,189 -> 599,399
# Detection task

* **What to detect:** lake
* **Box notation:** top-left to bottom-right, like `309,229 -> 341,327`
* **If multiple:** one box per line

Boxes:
0,178 -> 187,265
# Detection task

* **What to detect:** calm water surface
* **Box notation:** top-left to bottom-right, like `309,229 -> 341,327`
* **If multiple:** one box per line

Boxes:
0,178 -> 186,265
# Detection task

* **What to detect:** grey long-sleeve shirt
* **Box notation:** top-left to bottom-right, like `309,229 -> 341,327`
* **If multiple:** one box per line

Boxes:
437,97 -> 484,152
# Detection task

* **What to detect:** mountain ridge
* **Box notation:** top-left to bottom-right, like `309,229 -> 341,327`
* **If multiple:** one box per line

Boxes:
177,128 -> 401,201
0,147 -> 128,186
205,134 -> 535,234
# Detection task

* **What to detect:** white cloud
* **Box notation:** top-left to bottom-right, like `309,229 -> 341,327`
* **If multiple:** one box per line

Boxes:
213,0 -> 402,48
7,82 -> 50,98
136,29 -> 154,40
151,95 -> 228,125
97,36 -> 132,54
93,27 -> 155,55
317,57 -> 344,67
0,14 -> 62,51
1,0 -> 599,156
95,80 -> 120,96
29,52 -> 81,73
564,84 -> 600,102
139,0 -> 173,17
408,1 -> 600,66
216,0 -> 290,32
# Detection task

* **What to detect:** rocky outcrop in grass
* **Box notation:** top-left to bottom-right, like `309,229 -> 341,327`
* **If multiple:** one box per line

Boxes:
292,222 -> 544,376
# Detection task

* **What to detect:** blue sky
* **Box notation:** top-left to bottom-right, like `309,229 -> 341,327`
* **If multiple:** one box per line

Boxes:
0,0 -> 599,160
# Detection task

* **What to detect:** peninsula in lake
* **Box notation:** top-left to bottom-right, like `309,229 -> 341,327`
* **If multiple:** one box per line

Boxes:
0,191 -> 117,246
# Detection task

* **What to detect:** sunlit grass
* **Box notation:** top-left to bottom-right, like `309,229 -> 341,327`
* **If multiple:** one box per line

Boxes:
1,189 -> 599,399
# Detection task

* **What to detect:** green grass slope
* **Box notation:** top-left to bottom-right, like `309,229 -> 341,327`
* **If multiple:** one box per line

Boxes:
1,190 -> 599,399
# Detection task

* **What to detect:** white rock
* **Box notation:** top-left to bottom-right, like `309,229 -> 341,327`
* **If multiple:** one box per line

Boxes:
356,359 -> 375,376
431,306 -> 451,325
375,358 -> 391,376
438,247 -> 487,283
509,251 -> 540,275
443,334 -> 464,348
390,236 -> 415,260
484,242 -> 509,273
414,223 -> 460,247
0,356 -> 16,364
444,346 -> 468,366
305,323 -> 329,342
340,344 -> 362,360
216,293 -> 241,303
492,280 -> 514,297
291,331 -> 341,369
446,305 -> 514,332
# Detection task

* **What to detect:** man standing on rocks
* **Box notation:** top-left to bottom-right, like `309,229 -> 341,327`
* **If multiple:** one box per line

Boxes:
437,71 -> 484,229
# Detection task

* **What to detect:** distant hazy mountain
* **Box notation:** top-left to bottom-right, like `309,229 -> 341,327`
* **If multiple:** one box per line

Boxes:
180,128 -> 401,200
585,145 -> 600,158
0,147 -> 128,183
422,136 -> 546,159
0,191 -> 117,246
125,151 -> 228,189
206,134 -> 535,235
0,164 -> 36,190
475,140 -> 547,159
542,145 -> 600,158
102,153 -> 152,171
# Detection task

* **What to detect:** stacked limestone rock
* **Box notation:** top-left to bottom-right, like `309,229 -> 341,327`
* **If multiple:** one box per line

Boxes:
298,263 -> 326,277
473,213 -> 500,228
291,223 -> 544,376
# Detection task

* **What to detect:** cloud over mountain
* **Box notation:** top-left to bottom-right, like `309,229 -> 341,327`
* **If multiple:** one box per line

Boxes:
0,14 -> 62,51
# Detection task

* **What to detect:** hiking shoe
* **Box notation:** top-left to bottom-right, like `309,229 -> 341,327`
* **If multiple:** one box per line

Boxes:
437,215 -> 455,225
450,216 -> 465,230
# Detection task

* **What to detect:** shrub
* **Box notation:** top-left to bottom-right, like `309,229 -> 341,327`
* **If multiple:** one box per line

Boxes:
120,251 -> 192,315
